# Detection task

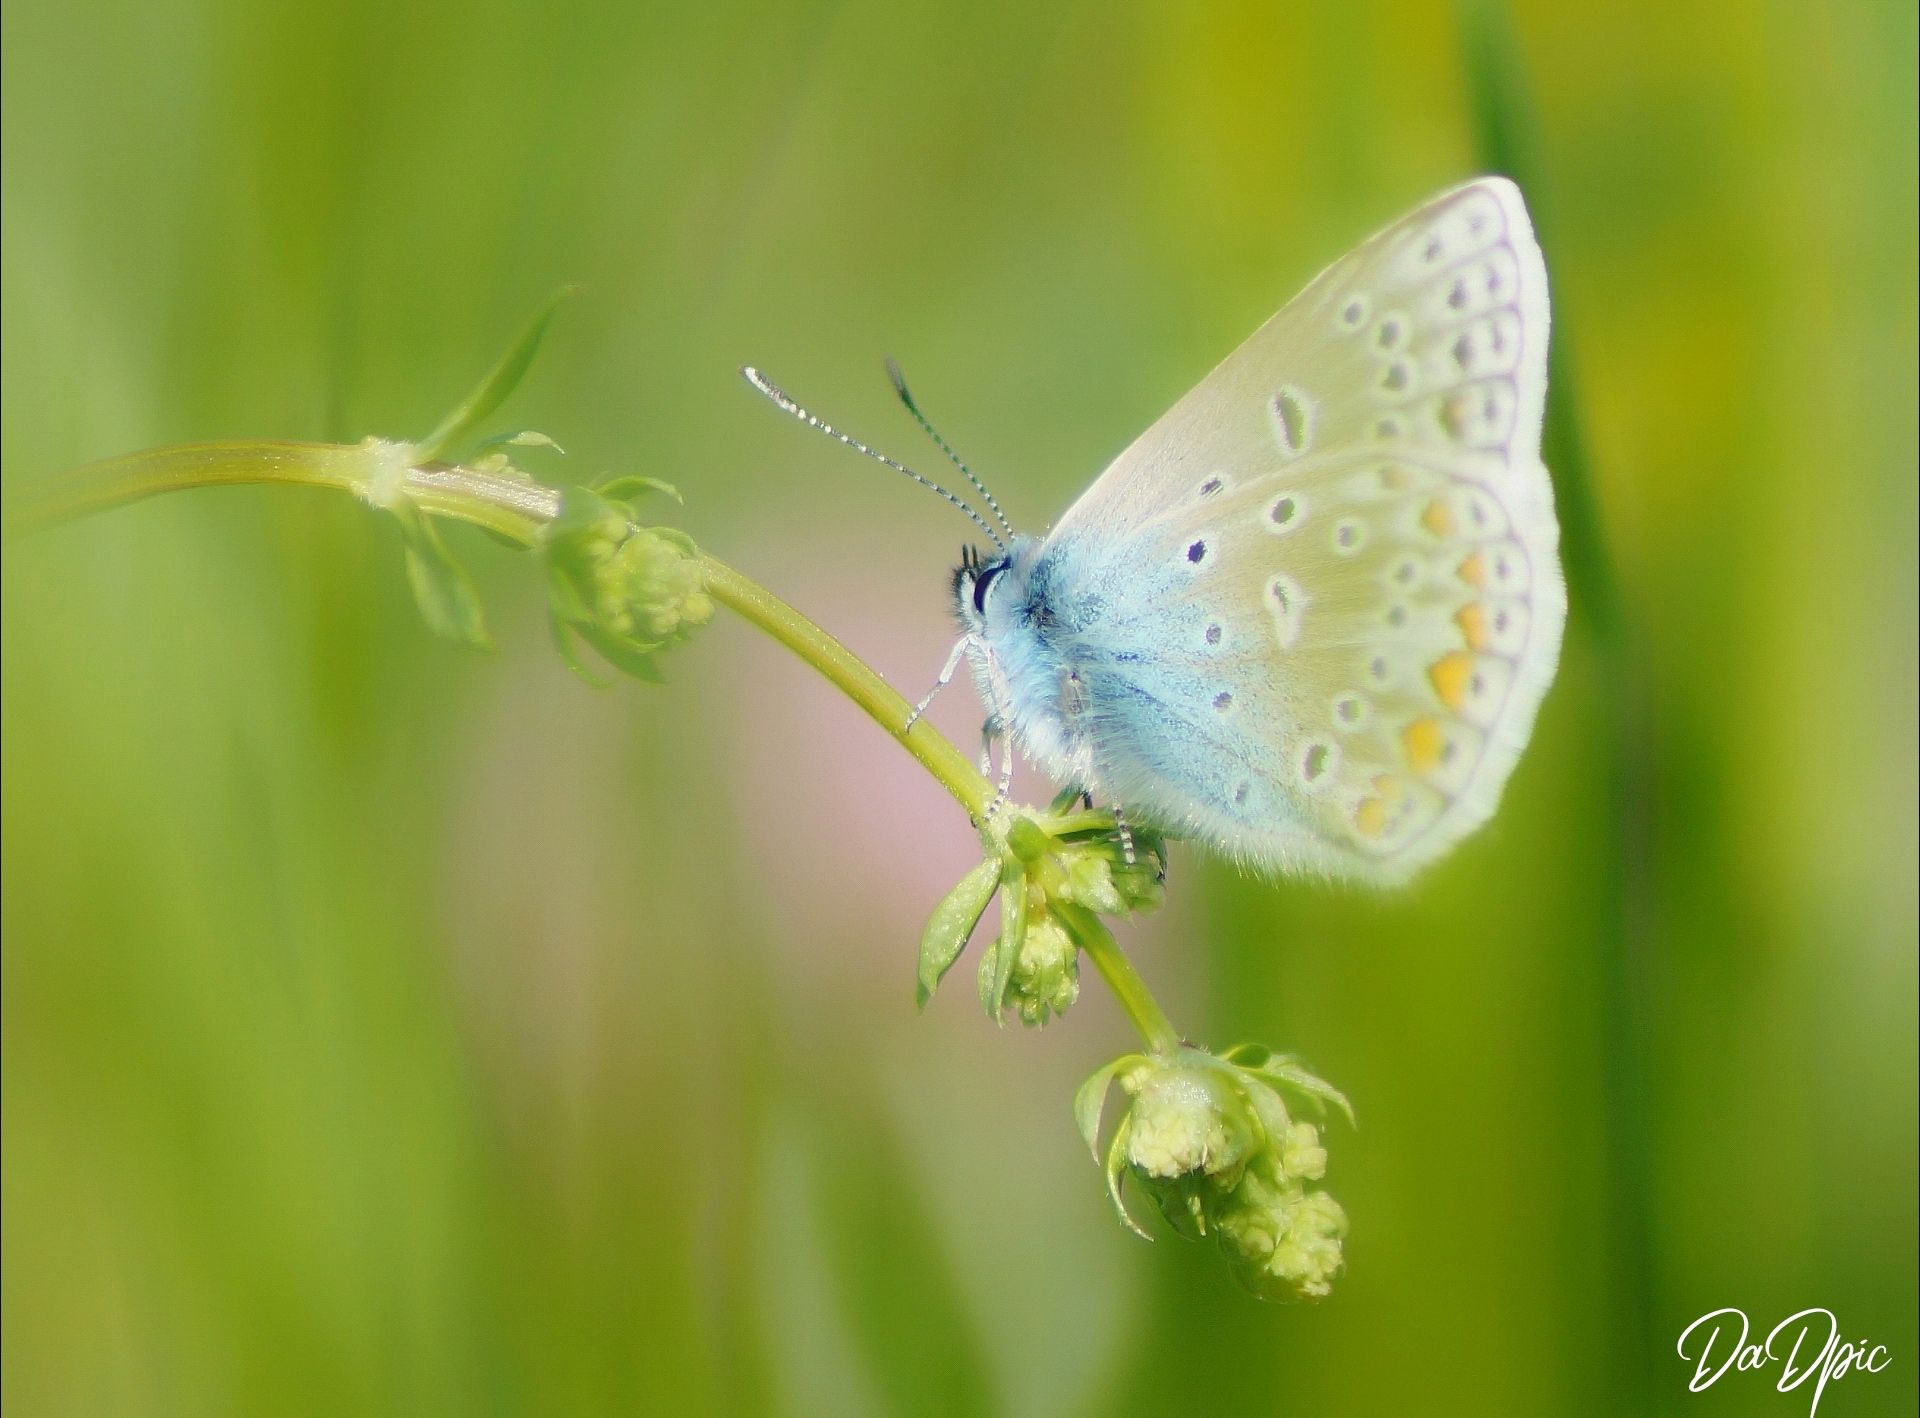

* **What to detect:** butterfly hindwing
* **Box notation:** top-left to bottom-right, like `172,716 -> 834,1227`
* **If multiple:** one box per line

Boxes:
1040,178 -> 1563,881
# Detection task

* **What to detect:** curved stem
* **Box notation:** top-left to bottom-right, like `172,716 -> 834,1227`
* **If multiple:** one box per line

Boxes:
5,439 -> 563,545
699,557 -> 994,817
12,440 -> 997,816
8,441 -> 370,527
15,437 -> 1187,1050
1059,905 -> 1182,1055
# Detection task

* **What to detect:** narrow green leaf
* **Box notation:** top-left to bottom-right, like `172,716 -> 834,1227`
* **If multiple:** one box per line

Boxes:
395,505 -> 491,650
415,288 -> 575,462
984,864 -> 1026,1022
914,857 -> 1001,1009
596,474 -> 682,505
1072,1055 -> 1137,1161
577,624 -> 667,684
476,524 -> 534,551
544,566 -> 595,627
975,940 -> 999,1015
474,428 -> 567,457
547,613 -> 611,688
1103,1113 -> 1152,1240
1257,1057 -> 1357,1129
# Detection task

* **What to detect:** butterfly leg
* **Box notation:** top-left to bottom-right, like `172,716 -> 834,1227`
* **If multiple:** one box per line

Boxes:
977,716 -> 1001,777
992,731 -> 1015,810
904,635 -> 973,733
1110,802 -> 1137,866
975,715 -> 1017,818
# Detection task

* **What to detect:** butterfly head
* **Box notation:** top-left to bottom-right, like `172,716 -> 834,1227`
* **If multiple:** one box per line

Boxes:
953,536 -> 1041,637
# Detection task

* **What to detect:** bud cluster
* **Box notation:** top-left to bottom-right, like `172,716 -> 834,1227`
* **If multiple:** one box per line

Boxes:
1077,1043 -> 1352,1301
917,800 -> 1166,1027
542,479 -> 713,682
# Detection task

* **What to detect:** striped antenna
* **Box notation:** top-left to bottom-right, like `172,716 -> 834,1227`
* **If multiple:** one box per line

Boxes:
884,358 -> 1014,539
742,366 -> 1005,549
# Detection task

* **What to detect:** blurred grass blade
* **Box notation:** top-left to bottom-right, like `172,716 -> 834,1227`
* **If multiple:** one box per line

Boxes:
1456,0 -> 1619,643
1457,7 -> 1658,1416
810,1091 -> 997,1418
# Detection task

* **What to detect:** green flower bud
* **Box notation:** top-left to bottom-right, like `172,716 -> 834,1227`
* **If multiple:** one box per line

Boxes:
1077,1043 -> 1353,1303
1045,822 -> 1165,918
994,909 -> 1079,1026
918,809 -> 1166,1017
1061,851 -> 1126,915
543,482 -> 710,683
1119,1053 -> 1260,1180
1215,1166 -> 1349,1302
1276,1120 -> 1328,1182
1107,850 -> 1167,914
594,524 -> 713,641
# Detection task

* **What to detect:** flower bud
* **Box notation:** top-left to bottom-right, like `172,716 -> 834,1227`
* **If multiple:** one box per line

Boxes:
1047,823 -> 1165,917
1077,1043 -> 1352,1302
1215,1166 -> 1348,1302
920,809 -> 1167,1018
542,483 -> 710,682
1276,1120 -> 1328,1182
1119,1054 -> 1260,1180
594,525 -> 713,641
994,909 -> 1079,1026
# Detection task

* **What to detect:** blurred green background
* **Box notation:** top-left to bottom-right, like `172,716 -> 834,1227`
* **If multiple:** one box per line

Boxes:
4,1 -> 1915,1414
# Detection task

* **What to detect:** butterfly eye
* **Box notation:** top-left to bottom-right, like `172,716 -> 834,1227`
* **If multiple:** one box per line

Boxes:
972,559 -> 1008,614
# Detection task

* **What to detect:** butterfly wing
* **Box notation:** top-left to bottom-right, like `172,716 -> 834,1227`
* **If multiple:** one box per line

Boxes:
1041,178 -> 1563,881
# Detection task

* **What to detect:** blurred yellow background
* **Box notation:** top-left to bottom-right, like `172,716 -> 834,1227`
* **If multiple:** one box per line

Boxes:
3,2 -> 1914,1415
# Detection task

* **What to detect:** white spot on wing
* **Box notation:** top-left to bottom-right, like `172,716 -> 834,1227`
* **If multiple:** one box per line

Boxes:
1266,574 -> 1306,649
1270,387 -> 1312,458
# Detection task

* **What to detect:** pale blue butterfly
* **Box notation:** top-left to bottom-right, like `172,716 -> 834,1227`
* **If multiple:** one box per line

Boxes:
747,177 -> 1564,883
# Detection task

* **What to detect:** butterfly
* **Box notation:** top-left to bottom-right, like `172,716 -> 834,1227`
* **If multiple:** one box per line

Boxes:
748,177 -> 1564,884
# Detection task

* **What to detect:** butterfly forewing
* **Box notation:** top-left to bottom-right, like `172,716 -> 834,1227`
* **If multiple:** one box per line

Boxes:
1045,178 -> 1563,881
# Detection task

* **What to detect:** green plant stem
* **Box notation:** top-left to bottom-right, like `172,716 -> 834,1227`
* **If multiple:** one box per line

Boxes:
697,558 -> 994,818
1059,904 -> 1182,1054
15,437 -> 1186,1051
7,439 -> 564,544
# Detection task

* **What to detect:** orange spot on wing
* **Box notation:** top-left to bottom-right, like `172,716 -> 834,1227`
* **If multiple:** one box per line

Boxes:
1403,718 -> 1447,772
1455,602 -> 1489,650
1357,773 -> 1414,840
1457,550 -> 1487,587
1421,499 -> 1455,537
1429,652 -> 1475,710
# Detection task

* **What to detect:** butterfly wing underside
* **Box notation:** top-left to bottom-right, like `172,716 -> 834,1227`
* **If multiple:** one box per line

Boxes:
1048,178 -> 1565,881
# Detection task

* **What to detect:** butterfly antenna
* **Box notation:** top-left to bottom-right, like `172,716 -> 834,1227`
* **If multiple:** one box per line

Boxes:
884,358 -> 1014,539
741,366 -> 1005,550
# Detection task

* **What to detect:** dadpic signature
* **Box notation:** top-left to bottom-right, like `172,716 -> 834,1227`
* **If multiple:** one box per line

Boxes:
1676,1307 -> 1891,1414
